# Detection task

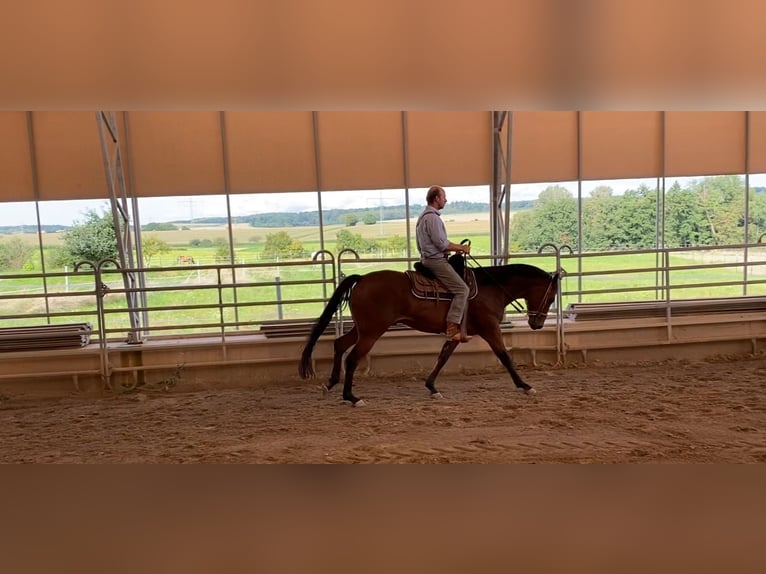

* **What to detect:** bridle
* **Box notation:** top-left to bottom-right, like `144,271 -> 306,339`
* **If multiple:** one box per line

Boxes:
525,273 -> 558,319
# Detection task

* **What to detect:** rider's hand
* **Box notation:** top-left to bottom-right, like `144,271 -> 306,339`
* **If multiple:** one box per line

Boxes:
463,245 -> 471,255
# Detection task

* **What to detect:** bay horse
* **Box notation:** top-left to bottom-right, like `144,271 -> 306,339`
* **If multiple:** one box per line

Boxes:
299,261 -> 560,406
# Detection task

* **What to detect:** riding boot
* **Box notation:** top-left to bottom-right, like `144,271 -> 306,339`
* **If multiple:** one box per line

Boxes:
445,321 -> 461,341
446,321 -> 472,342
460,302 -> 471,342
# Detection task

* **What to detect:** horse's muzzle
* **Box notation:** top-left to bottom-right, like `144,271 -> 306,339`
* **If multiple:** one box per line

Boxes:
527,313 -> 547,330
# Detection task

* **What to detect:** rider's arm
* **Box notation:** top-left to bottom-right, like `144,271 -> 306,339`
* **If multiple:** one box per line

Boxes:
446,241 -> 470,254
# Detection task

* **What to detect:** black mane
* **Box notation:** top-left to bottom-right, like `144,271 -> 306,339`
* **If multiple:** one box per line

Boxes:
473,263 -> 551,284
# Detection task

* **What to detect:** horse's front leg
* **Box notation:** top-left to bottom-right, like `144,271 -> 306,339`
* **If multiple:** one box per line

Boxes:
425,340 -> 459,398
483,329 -> 535,394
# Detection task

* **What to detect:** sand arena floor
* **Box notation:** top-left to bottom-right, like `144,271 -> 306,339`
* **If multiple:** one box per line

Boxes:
1,355 -> 764,463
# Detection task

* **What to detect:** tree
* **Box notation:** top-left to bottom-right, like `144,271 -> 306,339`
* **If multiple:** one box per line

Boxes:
510,185 -> 578,251
665,176 -> 745,247
190,238 -> 213,247
336,229 -> 363,253
289,239 -> 307,258
0,237 -> 35,271
746,190 -> 766,242
694,175 -> 745,245
142,222 -> 178,231
582,186 -> 622,250
362,212 -> 377,225
335,229 -> 379,254
360,238 -> 381,254
213,237 -> 232,263
58,210 -> 118,266
386,234 -> 407,255
611,185 -> 657,249
343,213 -> 359,227
141,235 -> 170,266
262,231 -> 305,259
665,182 -> 708,247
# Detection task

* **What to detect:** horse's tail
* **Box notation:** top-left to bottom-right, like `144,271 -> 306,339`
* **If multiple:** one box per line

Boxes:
299,274 -> 363,379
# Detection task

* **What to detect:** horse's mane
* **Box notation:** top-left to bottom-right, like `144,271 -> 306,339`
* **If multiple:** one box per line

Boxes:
473,263 -> 550,284
413,259 -> 550,285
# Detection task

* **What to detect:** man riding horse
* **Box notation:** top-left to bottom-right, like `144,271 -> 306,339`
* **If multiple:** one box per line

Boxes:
300,184 -> 559,405
415,185 -> 472,342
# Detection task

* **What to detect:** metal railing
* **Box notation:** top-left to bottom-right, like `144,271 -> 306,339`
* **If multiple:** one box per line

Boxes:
2,242 -> 766,384
4,243 -> 766,339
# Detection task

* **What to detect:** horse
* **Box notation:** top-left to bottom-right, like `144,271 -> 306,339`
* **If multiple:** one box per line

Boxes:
299,261 -> 560,406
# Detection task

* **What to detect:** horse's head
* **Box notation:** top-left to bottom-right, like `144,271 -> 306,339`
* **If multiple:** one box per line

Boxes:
525,271 -> 559,330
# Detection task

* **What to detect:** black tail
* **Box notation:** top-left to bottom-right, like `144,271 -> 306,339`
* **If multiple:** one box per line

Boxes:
298,274 -> 363,379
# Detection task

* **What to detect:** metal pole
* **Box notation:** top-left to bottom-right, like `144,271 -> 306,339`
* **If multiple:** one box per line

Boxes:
312,112 -> 329,300
275,276 -> 283,320
25,113 -> 52,322
744,111 -> 750,295
490,111 -> 513,265
220,112 -> 240,330
402,112 -> 413,267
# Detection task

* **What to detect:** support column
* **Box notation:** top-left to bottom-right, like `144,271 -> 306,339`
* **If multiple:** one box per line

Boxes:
96,111 -> 145,343
490,111 -> 513,265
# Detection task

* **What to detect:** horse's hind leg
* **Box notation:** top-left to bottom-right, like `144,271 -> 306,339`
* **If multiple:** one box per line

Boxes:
326,327 -> 357,391
425,340 -> 459,398
341,332 -> 382,406
482,328 -> 534,394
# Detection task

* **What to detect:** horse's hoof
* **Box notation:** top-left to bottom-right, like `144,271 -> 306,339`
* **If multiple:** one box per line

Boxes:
354,399 -> 366,407
431,392 -> 444,400
525,387 -> 537,395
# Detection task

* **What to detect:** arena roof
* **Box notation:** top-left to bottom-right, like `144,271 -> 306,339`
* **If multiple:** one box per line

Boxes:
2,2 -> 766,203
2,0 -> 765,111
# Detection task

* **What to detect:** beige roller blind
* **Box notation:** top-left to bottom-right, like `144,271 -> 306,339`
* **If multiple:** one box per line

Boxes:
0,112 -> 34,201
511,112 -> 578,183
31,112 -> 107,200
406,112 -> 490,188
665,112 -> 746,177
747,112 -> 766,174
225,111 -> 316,193
317,112 -> 404,190
581,112 -> 663,180
127,112 -> 225,196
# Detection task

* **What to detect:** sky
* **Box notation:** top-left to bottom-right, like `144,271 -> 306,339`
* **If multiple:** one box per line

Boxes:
1,176 -> 759,227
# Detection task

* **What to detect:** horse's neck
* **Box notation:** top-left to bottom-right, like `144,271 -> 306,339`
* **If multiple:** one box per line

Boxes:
480,265 -> 534,303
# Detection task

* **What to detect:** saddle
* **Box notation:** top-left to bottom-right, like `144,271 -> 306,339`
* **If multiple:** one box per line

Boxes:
405,253 -> 478,301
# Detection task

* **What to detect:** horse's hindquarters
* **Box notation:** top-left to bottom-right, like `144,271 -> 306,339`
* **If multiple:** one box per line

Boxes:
349,270 -> 450,335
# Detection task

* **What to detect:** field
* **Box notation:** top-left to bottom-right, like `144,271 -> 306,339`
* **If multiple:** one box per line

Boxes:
21,214 -> 493,267
156,215 -> 492,264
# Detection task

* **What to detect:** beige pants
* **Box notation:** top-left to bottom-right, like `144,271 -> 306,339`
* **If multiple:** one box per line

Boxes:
421,257 -> 469,324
